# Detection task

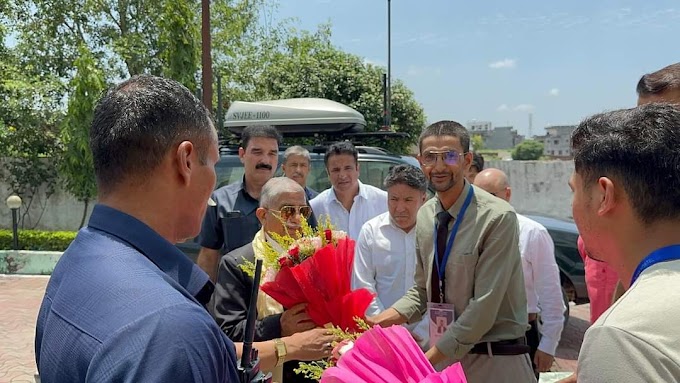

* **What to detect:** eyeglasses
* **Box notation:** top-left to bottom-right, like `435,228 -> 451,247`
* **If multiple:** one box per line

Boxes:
421,150 -> 466,166
267,205 -> 312,221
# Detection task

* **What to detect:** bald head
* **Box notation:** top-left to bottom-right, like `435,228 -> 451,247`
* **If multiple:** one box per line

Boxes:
473,168 -> 511,202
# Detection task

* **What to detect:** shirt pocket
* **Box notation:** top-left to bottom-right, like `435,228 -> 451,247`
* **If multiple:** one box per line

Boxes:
449,251 -> 479,302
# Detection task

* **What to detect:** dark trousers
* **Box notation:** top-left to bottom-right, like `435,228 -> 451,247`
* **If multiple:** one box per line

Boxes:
526,318 -> 541,380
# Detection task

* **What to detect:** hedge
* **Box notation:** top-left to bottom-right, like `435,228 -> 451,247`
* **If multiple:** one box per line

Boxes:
0,230 -> 77,251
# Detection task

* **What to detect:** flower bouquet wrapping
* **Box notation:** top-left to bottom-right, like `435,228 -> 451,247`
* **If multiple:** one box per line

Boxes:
241,216 -> 375,332
321,325 -> 467,383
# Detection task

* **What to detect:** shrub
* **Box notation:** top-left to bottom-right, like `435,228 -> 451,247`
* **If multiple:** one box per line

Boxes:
512,140 -> 544,160
0,230 -> 77,251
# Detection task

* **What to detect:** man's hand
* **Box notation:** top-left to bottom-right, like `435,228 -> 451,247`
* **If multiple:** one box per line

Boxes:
534,349 -> 555,372
280,303 -> 315,336
366,308 -> 408,328
425,346 -> 447,366
285,328 -> 338,361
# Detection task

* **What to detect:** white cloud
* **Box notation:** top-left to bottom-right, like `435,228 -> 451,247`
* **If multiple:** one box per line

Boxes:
514,104 -> 535,112
363,58 -> 386,67
497,104 -> 510,111
549,88 -> 560,96
406,66 -> 422,76
488,58 -> 516,69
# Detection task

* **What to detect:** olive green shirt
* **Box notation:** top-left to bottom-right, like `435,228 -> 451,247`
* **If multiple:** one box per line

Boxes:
392,182 -> 528,360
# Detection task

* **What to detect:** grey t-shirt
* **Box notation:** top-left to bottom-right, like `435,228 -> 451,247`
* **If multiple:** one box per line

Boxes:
578,259 -> 680,382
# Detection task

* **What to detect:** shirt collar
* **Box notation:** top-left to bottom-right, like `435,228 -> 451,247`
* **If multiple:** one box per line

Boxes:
437,181 -> 474,222
235,176 -> 259,215
331,180 -> 368,203
87,204 -> 212,304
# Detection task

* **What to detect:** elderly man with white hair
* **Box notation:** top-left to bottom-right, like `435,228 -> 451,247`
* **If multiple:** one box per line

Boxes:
211,177 -> 336,383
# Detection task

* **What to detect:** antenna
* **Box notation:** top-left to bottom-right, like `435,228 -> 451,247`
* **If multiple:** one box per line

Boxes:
239,259 -> 272,383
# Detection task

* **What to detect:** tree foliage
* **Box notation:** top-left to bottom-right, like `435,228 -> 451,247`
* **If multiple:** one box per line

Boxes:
2,0 -> 268,229
224,24 -> 426,153
0,28 -> 64,228
158,0 -> 200,90
512,140 -> 544,161
471,134 -> 485,151
59,46 -> 106,228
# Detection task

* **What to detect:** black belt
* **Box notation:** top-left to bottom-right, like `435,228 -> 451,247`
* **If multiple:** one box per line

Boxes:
469,337 -> 531,356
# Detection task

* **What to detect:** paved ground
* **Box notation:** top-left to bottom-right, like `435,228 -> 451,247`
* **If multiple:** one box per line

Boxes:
0,276 -> 48,383
0,275 -> 589,382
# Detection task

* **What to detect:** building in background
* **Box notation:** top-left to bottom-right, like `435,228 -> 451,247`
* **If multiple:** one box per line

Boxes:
542,125 -> 577,159
467,121 -> 525,150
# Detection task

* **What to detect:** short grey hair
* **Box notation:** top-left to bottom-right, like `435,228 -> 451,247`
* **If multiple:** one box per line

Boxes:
384,164 -> 427,192
283,145 -> 311,163
260,177 -> 305,208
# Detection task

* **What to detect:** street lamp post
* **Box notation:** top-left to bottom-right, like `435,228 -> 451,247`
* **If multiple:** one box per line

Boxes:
386,0 -> 392,129
6,195 -> 22,251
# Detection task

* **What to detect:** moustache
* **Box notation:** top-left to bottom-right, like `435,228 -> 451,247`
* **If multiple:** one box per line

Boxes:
256,163 -> 273,170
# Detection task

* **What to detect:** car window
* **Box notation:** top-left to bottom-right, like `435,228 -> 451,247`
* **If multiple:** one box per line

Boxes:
215,158 -> 245,189
359,160 -> 394,189
548,229 -> 585,277
277,158 -> 398,192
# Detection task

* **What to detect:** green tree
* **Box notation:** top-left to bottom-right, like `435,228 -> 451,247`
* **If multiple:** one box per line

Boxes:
245,24 -> 425,153
0,34 -> 64,228
59,46 -> 107,228
158,0 -> 200,91
511,140 -> 544,160
471,134 -> 485,151
10,0 -> 268,84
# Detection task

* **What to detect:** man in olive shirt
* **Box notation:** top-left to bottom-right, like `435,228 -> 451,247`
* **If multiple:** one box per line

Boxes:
371,121 -> 535,383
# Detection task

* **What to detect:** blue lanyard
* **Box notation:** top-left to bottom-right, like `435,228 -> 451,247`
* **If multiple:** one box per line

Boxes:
630,244 -> 680,286
434,188 -> 474,302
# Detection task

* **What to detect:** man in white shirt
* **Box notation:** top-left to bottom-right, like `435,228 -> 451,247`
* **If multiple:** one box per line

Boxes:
310,141 -> 387,239
351,164 -> 429,348
474,168 -> 565,378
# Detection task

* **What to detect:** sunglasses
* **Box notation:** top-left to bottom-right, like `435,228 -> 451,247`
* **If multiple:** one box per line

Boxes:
267,205 -> 312,221
421,150 -> 466,166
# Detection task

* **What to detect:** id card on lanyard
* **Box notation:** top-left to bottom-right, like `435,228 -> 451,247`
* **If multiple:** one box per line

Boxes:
428,188 -> 474,348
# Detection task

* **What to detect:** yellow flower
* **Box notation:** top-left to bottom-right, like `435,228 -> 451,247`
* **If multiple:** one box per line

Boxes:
239,214 -> 340,278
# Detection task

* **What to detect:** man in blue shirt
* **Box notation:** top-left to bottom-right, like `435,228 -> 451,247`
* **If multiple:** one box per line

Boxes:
35,75 -> 240,382
197,125 -> 281,282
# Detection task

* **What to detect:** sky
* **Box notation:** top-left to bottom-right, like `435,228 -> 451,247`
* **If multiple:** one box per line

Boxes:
272,0 -> 680,137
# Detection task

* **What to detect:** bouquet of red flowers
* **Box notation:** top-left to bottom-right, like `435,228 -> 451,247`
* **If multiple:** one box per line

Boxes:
241,217 -> 374,332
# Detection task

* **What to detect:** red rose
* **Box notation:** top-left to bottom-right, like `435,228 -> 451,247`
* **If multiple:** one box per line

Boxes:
324,229 -> 332,242
278,257 -> 293,268
288,246 -> 300,259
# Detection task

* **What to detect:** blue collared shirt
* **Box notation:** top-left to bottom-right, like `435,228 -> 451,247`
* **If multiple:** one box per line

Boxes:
199,178 -> 261,254
35,204 -> 240,382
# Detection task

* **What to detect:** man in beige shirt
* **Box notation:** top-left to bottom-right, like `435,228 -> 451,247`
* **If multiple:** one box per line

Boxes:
563,104 -> 680,383
371,120 -> 535,383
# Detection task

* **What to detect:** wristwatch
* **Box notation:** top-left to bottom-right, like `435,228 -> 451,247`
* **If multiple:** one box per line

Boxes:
273,338 -> 287,367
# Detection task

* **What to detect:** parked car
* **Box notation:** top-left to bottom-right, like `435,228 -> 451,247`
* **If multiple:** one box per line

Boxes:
524,214 -> 588,324
176,145 -> 421,260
